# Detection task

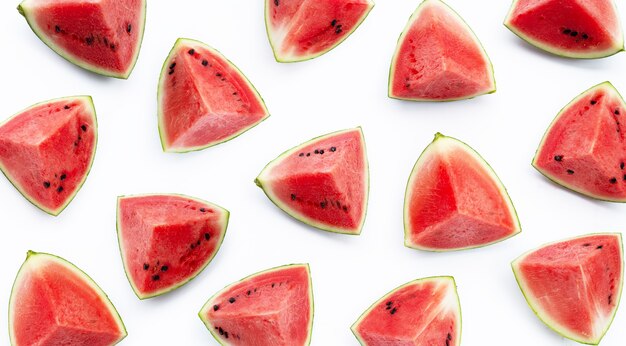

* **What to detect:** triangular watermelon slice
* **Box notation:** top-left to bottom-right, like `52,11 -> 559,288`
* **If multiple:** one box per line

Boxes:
157,38 -> 270,153
0,96 -> 97,216
18,0 -> 146,78
265,0 -> 375,62
351,276 -> 461,345
512,233 -> 623,345
389,0 -> 495,101
199,264 -> 313,345
117,194 -> 229,299
533,82 -> 626,202
9,251 -> 127,346
404,134 -> 521,251
504,0 -> 624,59
255,128 -> 369,235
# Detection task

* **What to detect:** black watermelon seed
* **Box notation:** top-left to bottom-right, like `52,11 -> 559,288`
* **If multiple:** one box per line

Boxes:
169,63 -> 176,69
247,290 -> 251,295
570,31 -> 578,37
169,70 -> 175,75
196,240 -> 201,246
202,60 -> 208,66
330,147 -> 336,152
161,265 -> 168,272
291,194 -> 296,201
274,0 -> 279,5
583,243 -> 591,247
81,125 -> 87,132
43,181 -> 51,188
563,28 -> 571,34
55,25 -> 61,33
57,186 -> 64,193
610,177 -> 618,184
229,297 -> 236,303
60,174 -> 66,181
615,110 -> 620,115
204,233 -> 211,240
216,73 -> 222,77
446,340 -> 450,346
591,100 -> 597,105
331,19 -> 337,27
343,206 -> 348,212
64,105 -> 70,110
299,153 -> 304,157
188,49 -> 195,55
623,174 -> 626,181
386,306 -> 392,310
609,294 -> 613,304
621,162 -> 625,170
320,150 -> 325,154
582,33 -> 589,40
320,201 -> 327,209
127,24 -> 132,34
597,245 -> 604,249
314,149 -> 319,154
86,36 -> 94,45
447,333 -> 452,340
306,153 -> 311,157
110,44 -> 116,51
191,243 -> 196,249
213,305 -> 219,311
567,169 -> 575,175
554,155 -> 563,162
152,275 -> 160,281
225,332 -> 229,339
390,308 -> 397,315
218,327 -> 224,335
200,208 -> 207,212
386,301 -> 392,306
143,263 -> 149,270
272,283 -> 275,288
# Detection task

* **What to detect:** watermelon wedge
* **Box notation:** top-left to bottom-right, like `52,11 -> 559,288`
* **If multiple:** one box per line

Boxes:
504,0 -> 624,59
512,233 -> 623,345
9,251 -> 127,346
0,96 -> 97,216
351,276 -> 461,346
255,128 -> 369,235
18,0 -> 146,78
533,82 -> 626,202
199,264 -> 313,345
265,0 -> 375,62
389,0 -> 495,101
157,38 -> 270,153
404,134 -> 521,251
117,194 -> 229,299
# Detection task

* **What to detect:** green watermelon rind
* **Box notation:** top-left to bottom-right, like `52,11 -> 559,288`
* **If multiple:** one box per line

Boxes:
198,263 -> 314,346
156,38 -> 270,153
264,0 -> 375,63
350,276 -> 462,345
511,233 -> 624,345
8,251 -> 128,346
404,133 -> 522,252
116,193 -> 230,300
17,0 -> 147,79
388,0 -> 496,102
0,96 -> 98,216
503,0 -> 625,59
531,81 -> 626,202
254,127 -> 370,235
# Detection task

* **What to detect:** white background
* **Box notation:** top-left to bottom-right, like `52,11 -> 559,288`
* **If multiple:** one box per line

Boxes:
1,0 -> 625,345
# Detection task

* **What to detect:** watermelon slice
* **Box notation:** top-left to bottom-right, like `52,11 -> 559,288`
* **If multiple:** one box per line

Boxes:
199,264 -> 313,345
265,0 -> 375,62
351,276 -> 461,346
389,0 -> 495,101
18,0 -> 146,78
9,251 -> 127,346
255,128 -> 368,235
404,134 -> 521,251
504,0 -> 624,59
117,194 -> 229,299
157,38 -> 270,153
533,82 -> 626,202
512,233 -> 624,345
0,96 -> 97,216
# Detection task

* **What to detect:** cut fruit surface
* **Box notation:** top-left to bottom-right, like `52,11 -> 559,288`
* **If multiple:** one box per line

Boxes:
404,134 -> 521,251
9,251 -> 127,346
18,0 -> 146,78
158,38 -> 269,153
265,0 -> 375,62
389,0 -> 495,101
533,82 -> 626,202
255,128 -> 368,235
504,0 -> 624,59
0,96 -> 97,216
199,264 -> 313,345
117,194 -> 229,299
352,276 -> 461,346
512,233 -> 623,345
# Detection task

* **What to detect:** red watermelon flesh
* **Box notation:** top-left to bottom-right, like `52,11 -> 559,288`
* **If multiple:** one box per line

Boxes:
504,0 -> 624,59
158,38 -> 269,153
0,96 -> 97,216
404,134 -> 521,251
512,234 -> 623,344
18,0 -> 146,78
9,252 -> 127,346
352,276 -> 461,346
117,194 -> 229,299
255,128 -> 368,235
265,0 -> 374,62
199,264 -> 313,346
533,82 -> 626,202
389,0 -> 495,101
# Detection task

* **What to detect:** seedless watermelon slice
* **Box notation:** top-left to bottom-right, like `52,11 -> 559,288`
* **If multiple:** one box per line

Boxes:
404,134 -> 521,251
18,0 -> 146,78
512,234 -> 623,345
9,251 -> 127,346
0,96 -> 97,216
117,194 -> 229,299
351,276 -> 461,346
199,264 -> 313,345
533,82 -> 626,202
158,38 -> 270,153
389,0 -> 495,101
255,128 -> 369,235
265,0 -> 375,62
504,0 -> 624,59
